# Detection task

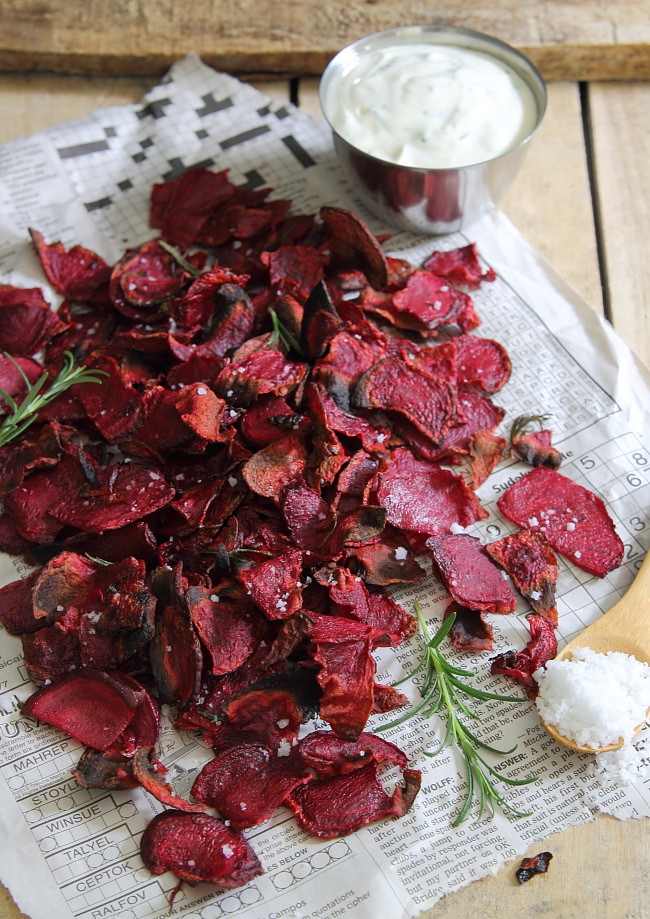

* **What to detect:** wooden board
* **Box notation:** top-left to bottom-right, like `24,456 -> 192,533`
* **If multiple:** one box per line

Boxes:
589,82 -> 650,368
299,79 -> 604,312
2,0 -> 650,79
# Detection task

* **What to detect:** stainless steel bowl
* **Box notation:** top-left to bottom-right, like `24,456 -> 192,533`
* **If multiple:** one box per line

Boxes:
319,25 -> 547,235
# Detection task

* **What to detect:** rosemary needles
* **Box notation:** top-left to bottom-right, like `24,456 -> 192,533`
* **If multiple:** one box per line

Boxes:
376,602 -> 536,826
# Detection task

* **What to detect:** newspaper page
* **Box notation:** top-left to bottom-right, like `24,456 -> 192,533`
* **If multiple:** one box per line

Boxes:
0,55 -> 648,919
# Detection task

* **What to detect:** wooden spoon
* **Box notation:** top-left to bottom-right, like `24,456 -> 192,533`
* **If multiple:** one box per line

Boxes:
541,552 -> 650,754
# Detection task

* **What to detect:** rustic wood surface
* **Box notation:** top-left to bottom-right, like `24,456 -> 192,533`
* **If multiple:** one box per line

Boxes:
0,69 -> 649,919
2,0 -> 650,79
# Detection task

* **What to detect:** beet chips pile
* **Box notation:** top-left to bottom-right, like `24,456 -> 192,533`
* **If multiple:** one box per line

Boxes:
0,167 -> 624,891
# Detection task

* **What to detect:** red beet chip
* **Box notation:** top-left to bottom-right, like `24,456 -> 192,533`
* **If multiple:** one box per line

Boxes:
0,285 -> 67,355
242,433 -> 307,501
110,241 -> 185,318
216,342 -> 308,406
0,421 -> 69,497
238,548 -> 303,620
402,339 -> 458,382
135,384 -> 225,451
186,586 -> 258,675
133,749 -> 207,813
455,334 -> 512,394
241,397 -> 308,447
22,623 -> 80,683
32,551 -> 95,624
320,207 -> 388,289
314,329 -> 385,410
192,742 -> 309,829
408,388 -> 505,463
75,355 -> 143,441
491,613 -> 558,698
376,448 -> 487,538
140,811 -> 263,888
423,243 -> 496,289
282,482 -> 336,555
261,245 -> 326,302
391,271 -> 479,335
497,467 -> 624,577
0,355 -> 41,409
428,534 -> 517,614
173,278 -> 254,352
150,167 -> 237,248
50,461 -> 174,533
511,420 -> 562,469
516,851 -> 553,884
6,454 -> 86,543
287,763 -> 421,839
352,535 -> 426,586
166,353 -> 224,387
0,571 -> 40,635
298,730 -> 407,777
448,603 -> 494,653
305,382 -> 389,453
325,567 -> 416,647
354,356 -> 460,445
486,530 -> 558,624
335,506 -> 387,549
108,675 -> 161,757
223,689 -> 303,750
73,749 -> 138,790
309,614 -> 375,740
22,670 -> 143,751
72,521 -> 158,565
150,570 -> 203,706
29,228 -> 111,300
460,431 -> 506,488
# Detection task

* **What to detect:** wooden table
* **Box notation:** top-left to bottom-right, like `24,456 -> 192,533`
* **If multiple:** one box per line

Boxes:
0,69 -> 648,919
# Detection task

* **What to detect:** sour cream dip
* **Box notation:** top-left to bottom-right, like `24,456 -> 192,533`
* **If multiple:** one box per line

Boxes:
324,41 -> 539,169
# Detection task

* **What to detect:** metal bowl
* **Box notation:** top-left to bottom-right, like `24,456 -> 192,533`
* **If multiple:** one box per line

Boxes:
319,25 -> 547,235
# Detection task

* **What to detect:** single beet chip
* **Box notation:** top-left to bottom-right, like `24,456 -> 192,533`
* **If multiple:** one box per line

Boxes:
133,749 -> 207,813
223,688 -> 303,749
497,467 -> 624,577
238,547 -> 303,620
287,763 -> 421,839
455,334 -> 512,394
29,228 -> 111,301
448,602 -> 494,653
428,534 -> 517,614
486,529 -> 558,624
320,206 -> 388,289
423,243 -> 496,289
297,730 -> 407,777
140,810 -> 263,888
22,670 -> 142,752
516,851 -> 553,884
491,613 -> 558,698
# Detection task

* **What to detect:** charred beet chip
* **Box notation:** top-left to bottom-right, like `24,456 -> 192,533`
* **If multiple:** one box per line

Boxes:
428,534 -> 517,614
216,341 -> 308,406
352,535 -> 426,586
150,570 -> 203,705
111,240 -> 187,316
460,431 -> 506,488
0,285 -> 67,355
298,730 -> 407,777
455,334 -> 512,394
192,742 -> 309,829
510,416 -> 562,469
376,448 -> 487,539
238,548 -> 303,619
497,467 -> 624,577
22,623 -> 80,684
448,603 -> 494,653
491,614 -> 558,698
174,278 -> 254,355
486,530 -> 558,624
423,243 -> 496,289
287,763 -> 421,839
133,749 -> 207,812
240,397 -> 308,447
73,749 -> 138,790
29,228 -> 111,301
140,811 -> 263,887
320,207 -> 388,289
242,433 -> 307,501
310,614 -> 375,740
516,851 -> 553,884
22,671 -> 142,751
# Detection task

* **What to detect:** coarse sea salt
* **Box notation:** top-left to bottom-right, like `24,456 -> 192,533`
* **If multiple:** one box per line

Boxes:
534,648 -> 650,750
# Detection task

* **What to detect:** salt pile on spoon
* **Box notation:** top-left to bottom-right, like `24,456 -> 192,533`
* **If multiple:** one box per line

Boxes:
535,648 -> 650,750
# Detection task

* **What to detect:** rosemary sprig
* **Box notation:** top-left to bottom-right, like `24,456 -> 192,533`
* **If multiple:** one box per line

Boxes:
0,351 -> 106,448
158,239 -> 201,277
376,603 -> 536,826
510,413 -> 552,444
269,308 -> 305,356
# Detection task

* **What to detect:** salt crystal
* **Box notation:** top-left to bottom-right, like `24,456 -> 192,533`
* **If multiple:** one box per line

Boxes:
450,522 -> 466,535
196,386 -> 207,395
229,410 -> 238,418
500,570 -> 508,581
566,521 -> 576,532
276,718 -> 290,729
226,389 -> 234,397
187,859 -> 196,867
574,550 -> 582,559
528,516 -> 539,528
210,594 -> 220,603
228,476 -> 238,487
239,801 -> 247,811
376,433 -> 386,443
529,589 -> 542,601
441,285 -> 449,292
56,604 -> 64,612
166,645 -> 173,652
535,648 -> 650,749
222,844 -> 234,858
277,739 -> 292,757
342,291 -> 360,301
394,546 -> 408,561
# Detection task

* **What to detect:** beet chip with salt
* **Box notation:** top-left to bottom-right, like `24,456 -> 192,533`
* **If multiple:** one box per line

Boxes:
298,730 -> 407,777
354,357 -> 459,445
423,243 -> 496,289
282,482 -> 337,555
391,271 -> 479,335
428,534 -> 517,613
111,240 -> 187,316
448,603 -> 494,653
243,434 -> 307,501
186,586 -> 258,675
29,228 -> 111,300
76,355 -> 142,441
0,355 -> 41,408
497,467 -> 624,577
377,448 -> 486,538
238,548 -> 303,619
192,742 -> 309,829
320,206 -> 388,289
288,763 -> 421,839
22,671 -> 142,751
150,569 -> 203,705
217,342 -> 308,405
140,811 -> 262,888
325,567 -> 416,647
310,614 -> 375,740
455,334 -> 512,394
241,397 -> 308,447
486,529 -> 558,624
261,245 -> 326,302
22,623 -> 80,684
0,285 -> 67,355
352,535 -> 426,586
491,614 -> 558,698
150,167 -> 236,248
